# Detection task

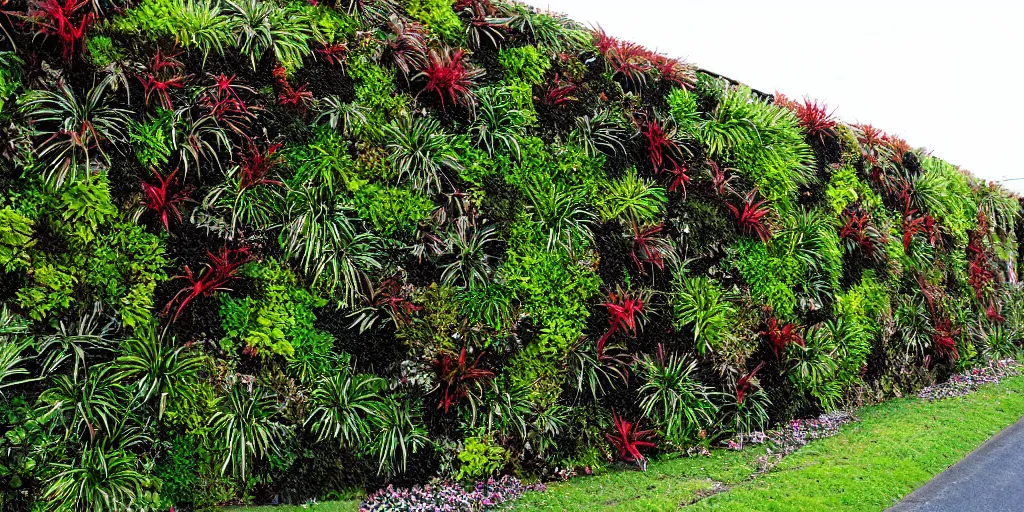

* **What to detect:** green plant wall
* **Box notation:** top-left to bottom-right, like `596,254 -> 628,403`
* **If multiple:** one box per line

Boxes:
0,0 -> 1021,509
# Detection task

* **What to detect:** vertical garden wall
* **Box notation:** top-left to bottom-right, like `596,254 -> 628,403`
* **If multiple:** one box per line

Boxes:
0,0 -> 1021,509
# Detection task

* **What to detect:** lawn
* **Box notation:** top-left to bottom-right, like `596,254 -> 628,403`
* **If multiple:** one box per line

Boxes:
515,374 -> 1024,511
233,375 -> 1024,512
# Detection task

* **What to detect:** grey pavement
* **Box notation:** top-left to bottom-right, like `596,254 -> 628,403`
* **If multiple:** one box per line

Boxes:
889,417 -> 1024,512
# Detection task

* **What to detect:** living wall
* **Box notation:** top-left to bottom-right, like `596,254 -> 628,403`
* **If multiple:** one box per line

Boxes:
0,0 -> 1020,509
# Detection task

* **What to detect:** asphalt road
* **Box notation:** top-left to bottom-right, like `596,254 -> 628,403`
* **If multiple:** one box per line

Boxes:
889,417 -> 1024,512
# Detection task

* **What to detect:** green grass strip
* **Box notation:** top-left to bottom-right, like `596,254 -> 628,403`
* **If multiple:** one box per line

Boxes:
516,375 -> 1024,511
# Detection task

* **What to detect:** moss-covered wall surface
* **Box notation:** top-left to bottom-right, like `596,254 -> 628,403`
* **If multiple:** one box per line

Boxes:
0,0 -> 1020,509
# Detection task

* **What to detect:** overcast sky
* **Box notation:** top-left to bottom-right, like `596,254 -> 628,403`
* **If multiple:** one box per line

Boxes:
535,0 -> 1024,193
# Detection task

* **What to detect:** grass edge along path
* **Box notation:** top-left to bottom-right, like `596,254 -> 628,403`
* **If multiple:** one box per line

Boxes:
513,374 -> 1024,511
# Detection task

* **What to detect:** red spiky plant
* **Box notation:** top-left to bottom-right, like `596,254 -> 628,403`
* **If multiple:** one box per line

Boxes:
597,288 -> 646,359
537,74 -> 578,108
665,161 -> 691,197
761,318 -> 804,359
601,39 -> 652,90
415,47 -> 484,111
24,0 -> 94,61
374,276 -> 421,326
590,24 -> 619,57
432,348 -> 494,413
967,219 -> 995,299
854,123 -> 887,166
606,410 -> 656,470
839,205 -> 887,262
917,274 -> 960,361
236,138 -> 283,191
141,168 -> 195,232
736,361 -> 765,405
629,222 -> 674,273
776,93 -> 836,143
199,73 -> 259,135
138,48 -> 189,109
902,210 -> 938,250
650,54 -> 694,89
705,160 -> 736,197
165,246 -> 255,322
987,301 -> 1005,324
272,65 -> 314,110
316,42 -> 348,66
640,118 -> 682,172
726,189 -> 772,242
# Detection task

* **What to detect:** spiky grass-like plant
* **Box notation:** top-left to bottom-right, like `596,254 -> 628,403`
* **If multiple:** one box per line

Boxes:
471,86 -> 528,160
637,344 -> 717,446
597,167 -> 667,225
523,179 -> 596,254
440,217 -> 498,288
369,396 -> 430,476
226,0 -> 314,71
383,113 -> 462,194
315,96 -> 369,137
44,447 -> 147,510
571,109 -> 627,158
280,183 -> 382,307
117,329 -> 206,419
672,274 -> 735,355
306,364 -> 386,448
211,383 -> 288,483
699,87 -> 816,207
21,76 -> 130,187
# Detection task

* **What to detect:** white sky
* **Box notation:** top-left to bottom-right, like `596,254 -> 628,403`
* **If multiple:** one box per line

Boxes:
535,0 -> 1024,193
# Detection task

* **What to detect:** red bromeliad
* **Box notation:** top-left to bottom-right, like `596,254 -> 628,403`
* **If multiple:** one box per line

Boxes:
640,119 -> 681,172
761,318 -> 804,359
433,348 -> 494,413
316,42 -> 348,66
917,274 -> 960,361
597,289 -> 645,358
141,168 -> 194,232
902,210 -> 938,250
839,206 -> 886,262
736,361 -> 765,405
606,410 -> 656,469
384,15 -> 428,77
416,47 -> 484,110
781,95 -> 837,142
139,48 -> 189,109
967,213 -> 996,299
237,138 -> 284,191
987,302 -> 1005,323
165,246 -> 255,322
200,73 -> 258,135
932,317 -> 959,360
272,66 -> 314,109
537,74 -> 578,107
629,222 -> 670,273
24,0 -> 94,61
726,189 -> 772,242
665,161 -> 691,198
374,277 -> 421,326
650,53 -> 694,89
705,160 -> 735,197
